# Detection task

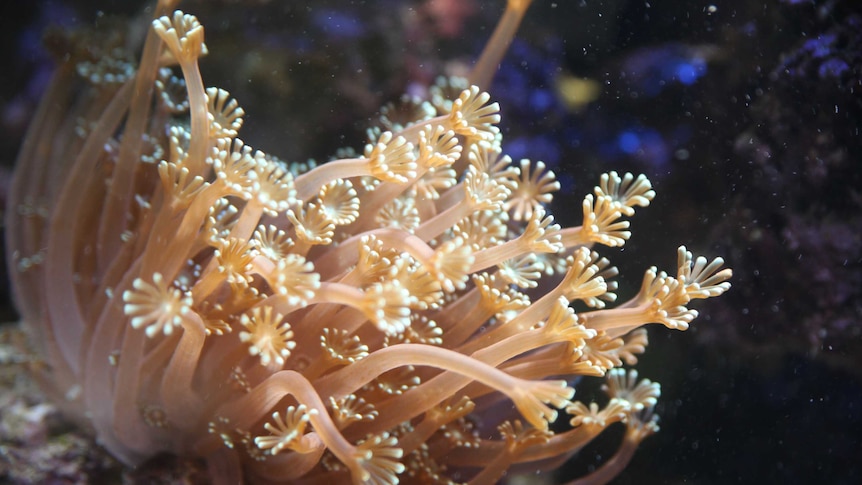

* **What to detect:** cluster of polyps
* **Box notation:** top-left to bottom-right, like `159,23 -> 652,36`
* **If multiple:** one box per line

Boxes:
5,2 -> 731,484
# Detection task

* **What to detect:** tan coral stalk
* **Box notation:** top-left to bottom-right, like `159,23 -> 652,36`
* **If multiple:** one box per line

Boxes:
469,0 -> 535,89
315,343 -> 574,431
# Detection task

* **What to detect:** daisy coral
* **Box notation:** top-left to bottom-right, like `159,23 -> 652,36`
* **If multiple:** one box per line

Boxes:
5,1 -> 731,484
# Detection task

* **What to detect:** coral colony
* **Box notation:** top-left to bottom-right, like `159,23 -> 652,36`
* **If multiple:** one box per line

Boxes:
5,0 -> 731,483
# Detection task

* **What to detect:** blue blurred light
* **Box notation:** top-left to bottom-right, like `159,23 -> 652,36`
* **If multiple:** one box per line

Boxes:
311,9 -> 365,40
675,61 -> 701,85
618,131 -> 640,154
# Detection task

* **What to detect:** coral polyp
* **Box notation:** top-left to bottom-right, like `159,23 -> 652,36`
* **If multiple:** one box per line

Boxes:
5,1 -> 730,483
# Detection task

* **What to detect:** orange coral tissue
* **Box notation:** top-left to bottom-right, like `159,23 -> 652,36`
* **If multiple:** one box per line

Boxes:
5,1 -> 731,484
